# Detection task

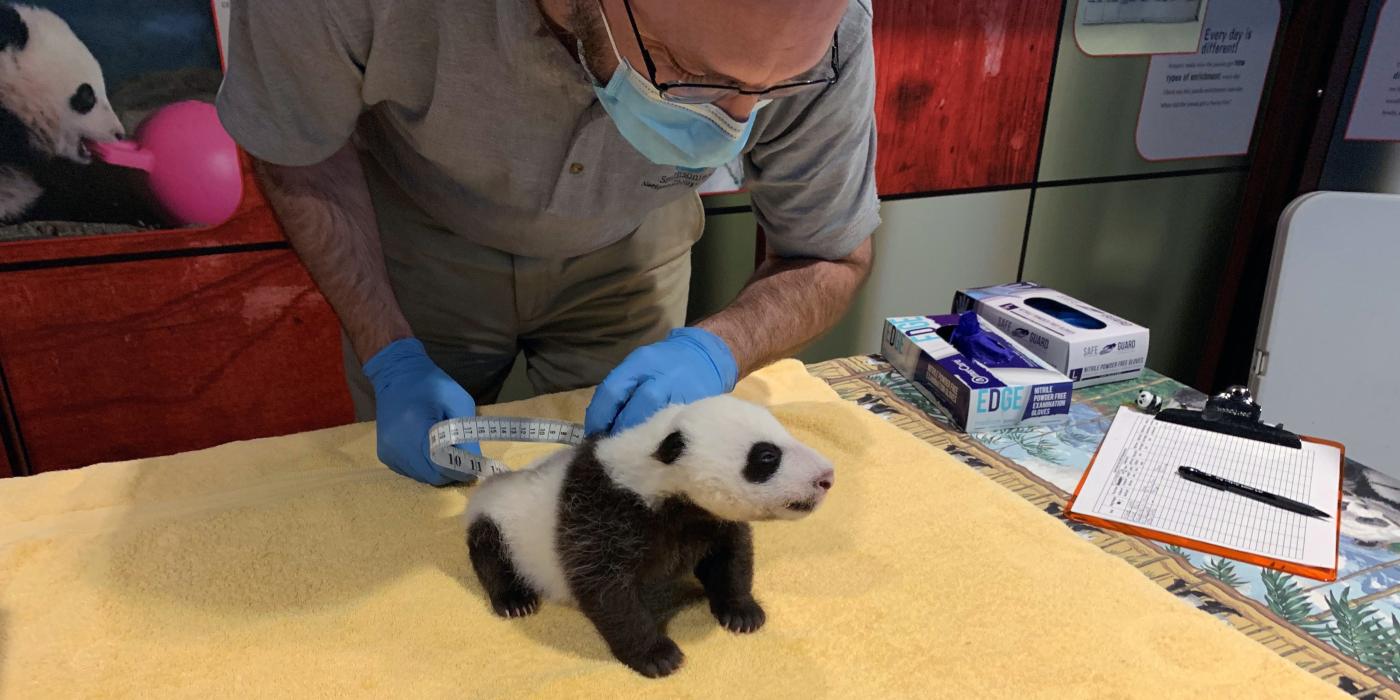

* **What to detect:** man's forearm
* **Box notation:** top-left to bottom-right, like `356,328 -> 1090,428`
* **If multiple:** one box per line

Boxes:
697,237 -> 874,376
254,144 -> 411,363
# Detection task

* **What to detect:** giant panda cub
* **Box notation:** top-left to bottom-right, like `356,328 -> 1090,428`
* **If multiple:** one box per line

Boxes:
465,395 -> 835,678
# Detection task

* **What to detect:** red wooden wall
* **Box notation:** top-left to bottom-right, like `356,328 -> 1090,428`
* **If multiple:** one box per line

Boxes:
0,251 -> 347,472
0,153 -> 353,474
873,0 -> 1062,195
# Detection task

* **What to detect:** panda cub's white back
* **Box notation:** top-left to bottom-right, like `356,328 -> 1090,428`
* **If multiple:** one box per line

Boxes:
464,446 -> 576,603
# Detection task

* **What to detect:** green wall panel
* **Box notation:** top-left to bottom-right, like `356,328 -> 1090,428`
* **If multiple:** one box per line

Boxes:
798,191 -> 1032,363
688,207 -> 759,325
1021,172 -> 1247,381
690,193 -> 1033,365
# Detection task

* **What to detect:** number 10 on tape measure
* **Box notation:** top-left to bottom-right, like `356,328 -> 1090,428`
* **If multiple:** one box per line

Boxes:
427,416 -> 587,483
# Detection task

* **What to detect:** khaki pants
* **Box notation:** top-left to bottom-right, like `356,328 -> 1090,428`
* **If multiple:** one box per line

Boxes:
342,157 -> 705,420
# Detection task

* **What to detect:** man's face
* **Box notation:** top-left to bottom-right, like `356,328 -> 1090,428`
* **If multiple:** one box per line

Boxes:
570,0 -> 846,120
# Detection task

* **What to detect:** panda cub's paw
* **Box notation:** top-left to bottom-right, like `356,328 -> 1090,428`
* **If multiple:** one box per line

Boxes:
712,597 -> 766,634
489,588 -> 540,619
624,637 -> 685,678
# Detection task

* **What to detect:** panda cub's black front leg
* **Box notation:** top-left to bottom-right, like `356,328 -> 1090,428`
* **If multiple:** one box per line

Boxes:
574,581 -> 685,678
695,522 -> 766,634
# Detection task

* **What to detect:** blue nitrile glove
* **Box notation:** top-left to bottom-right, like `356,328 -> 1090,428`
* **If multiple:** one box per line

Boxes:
949,311 -> 1038,369
363,338 -> 479,486
585,327 -> 739,436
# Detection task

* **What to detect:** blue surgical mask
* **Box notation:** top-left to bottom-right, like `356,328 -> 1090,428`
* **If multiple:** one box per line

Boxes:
579,24 -> 766,169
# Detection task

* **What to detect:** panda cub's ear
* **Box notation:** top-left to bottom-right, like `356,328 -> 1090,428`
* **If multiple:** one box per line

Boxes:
653,431 -> 686,465
0,4 -> 27,53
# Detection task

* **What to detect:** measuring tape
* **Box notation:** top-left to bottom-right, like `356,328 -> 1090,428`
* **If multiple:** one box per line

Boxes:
427,416 -> 587,483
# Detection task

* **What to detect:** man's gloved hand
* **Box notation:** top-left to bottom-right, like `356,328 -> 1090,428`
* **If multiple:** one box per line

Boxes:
585,327 -> 739,436
363,338 -> 479,486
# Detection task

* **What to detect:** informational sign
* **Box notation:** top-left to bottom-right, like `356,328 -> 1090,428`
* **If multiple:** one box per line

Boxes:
1080,0 -> 1204,25
1135,0 -> 1280,161
1345,1 -> 1400,142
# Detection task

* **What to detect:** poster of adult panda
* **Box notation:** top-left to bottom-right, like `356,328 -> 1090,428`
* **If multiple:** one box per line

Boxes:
0,0 -> 228,238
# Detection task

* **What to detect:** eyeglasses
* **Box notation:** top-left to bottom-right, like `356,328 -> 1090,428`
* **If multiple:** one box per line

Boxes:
608,0 -> 840,105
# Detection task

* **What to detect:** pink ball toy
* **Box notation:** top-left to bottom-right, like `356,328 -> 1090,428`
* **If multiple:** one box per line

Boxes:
90,100 -> 242,228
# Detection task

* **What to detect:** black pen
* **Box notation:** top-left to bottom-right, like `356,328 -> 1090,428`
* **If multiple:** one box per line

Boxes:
1177,466 -> 1330,519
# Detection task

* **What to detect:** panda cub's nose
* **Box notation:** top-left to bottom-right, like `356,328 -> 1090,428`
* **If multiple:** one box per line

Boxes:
813,469 -> 834,491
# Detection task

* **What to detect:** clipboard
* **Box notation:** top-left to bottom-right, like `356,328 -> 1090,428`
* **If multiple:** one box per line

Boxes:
1065,387 -> 1345,581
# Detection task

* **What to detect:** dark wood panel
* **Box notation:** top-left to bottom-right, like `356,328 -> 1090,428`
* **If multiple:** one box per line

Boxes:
0,357 -> 26,477
873,0 -> 1061,195
0,430 -> 12,478
0,249 -> 353,473
0,150 -> 283,266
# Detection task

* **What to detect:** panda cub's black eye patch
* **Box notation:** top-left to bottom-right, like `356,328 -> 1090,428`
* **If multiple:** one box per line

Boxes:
744,442 -> 782,484
70,83 -> 96,114
654,431 -> 686,465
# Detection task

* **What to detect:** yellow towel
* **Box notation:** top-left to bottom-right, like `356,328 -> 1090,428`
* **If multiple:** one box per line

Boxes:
0,360 -> 1340,699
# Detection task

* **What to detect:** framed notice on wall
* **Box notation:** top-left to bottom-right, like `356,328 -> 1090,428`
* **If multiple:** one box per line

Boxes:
1075,0 -> 1212,56
1135,0 -> 1280,161
1344,1 -> 1400,142
1080,0 -> 1204,25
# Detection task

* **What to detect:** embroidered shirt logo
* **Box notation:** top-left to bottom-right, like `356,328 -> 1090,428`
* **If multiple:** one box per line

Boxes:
642,168 -> 710,191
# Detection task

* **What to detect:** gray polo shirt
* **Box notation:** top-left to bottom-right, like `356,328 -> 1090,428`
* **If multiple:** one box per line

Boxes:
215,0 -> 880,260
